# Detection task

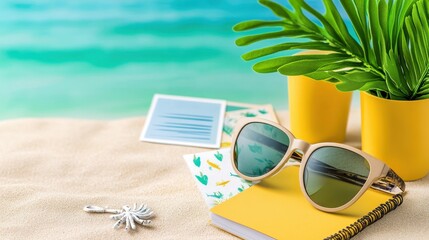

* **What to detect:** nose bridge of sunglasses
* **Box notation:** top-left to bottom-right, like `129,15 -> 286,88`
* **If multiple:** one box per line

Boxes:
291,139 -> 310,156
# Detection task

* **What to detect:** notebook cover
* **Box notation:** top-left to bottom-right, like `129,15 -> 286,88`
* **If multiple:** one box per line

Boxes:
211,166 -> 398,239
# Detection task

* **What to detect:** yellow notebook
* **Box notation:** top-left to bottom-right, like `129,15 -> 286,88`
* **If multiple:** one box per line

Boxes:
210,166 -> 403,240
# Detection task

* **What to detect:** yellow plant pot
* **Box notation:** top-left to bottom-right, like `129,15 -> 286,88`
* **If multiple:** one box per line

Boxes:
288,75 -> 352,144
361,92 -> 429,181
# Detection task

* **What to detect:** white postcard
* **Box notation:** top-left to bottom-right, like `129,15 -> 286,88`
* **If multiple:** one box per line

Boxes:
140,94 -> 226,148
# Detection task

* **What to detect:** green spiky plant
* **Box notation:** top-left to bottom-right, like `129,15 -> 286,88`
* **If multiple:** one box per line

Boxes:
234,0 -> 429,100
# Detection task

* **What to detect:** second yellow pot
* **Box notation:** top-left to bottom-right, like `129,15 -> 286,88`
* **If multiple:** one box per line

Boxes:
361,92 -> 429,181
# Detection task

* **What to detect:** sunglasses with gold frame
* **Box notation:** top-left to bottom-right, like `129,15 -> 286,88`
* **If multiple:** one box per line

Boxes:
231,118 -> 406,212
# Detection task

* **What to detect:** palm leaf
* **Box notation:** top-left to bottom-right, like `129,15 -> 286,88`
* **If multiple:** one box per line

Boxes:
242,42 -> 337,60
339,0 -> 370,59
233,20 -> 289,31
235,30 -> 315,46
253,54 -> 347,73
277,54 -> 350,75
399,0 -> 429,99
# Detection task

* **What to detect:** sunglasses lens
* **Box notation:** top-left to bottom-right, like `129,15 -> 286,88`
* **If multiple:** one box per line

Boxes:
234,122 -> 290,177
303,147 -> 370,208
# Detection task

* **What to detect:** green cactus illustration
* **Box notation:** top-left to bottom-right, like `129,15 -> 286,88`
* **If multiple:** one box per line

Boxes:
229,172 -> 240,178
223,125 -> 233,136
193,155 -> 201,167
242,112 -> 257,117
206,191 -> 223,199
195,172 -> 208,185
214,151 -> 223,161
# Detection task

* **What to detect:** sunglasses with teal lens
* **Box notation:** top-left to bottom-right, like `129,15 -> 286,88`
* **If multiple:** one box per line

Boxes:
231,119 -> 405,212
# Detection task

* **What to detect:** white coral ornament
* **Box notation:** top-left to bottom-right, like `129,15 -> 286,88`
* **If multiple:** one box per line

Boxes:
84,203 -> 154,231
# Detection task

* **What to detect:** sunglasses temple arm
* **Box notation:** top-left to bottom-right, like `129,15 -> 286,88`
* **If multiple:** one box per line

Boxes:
371,168 -> 406,195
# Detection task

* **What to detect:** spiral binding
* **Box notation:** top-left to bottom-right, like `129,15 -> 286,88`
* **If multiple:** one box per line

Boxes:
325,194 -> 404,240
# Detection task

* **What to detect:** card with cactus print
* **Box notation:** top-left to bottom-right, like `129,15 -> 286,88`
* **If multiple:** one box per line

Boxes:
183,148 -> 253,208
221,103 -> 278,148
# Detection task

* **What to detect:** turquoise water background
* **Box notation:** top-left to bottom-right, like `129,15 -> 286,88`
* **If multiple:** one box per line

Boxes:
1,0 -> 328,119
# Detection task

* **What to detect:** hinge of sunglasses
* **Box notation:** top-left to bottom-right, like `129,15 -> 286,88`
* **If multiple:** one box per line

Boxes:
371,168 -> 406,195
